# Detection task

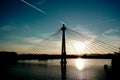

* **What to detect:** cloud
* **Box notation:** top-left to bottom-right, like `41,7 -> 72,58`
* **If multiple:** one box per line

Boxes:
101,29 -> 120,47
0,41 -> 31,53
0,25 -> 13,31
103,29 -> 120,37
0,34 -> 61,54
9,36 -> 42,45
83,18 -> 116,27
0,36 -> 44,53
35,0 -> 47,6
24,37 -> 42,44
72,25 -> 97,39
24,25 -> 31,29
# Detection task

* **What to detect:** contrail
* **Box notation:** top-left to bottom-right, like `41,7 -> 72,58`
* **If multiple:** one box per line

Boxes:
21,0 -> 47,15
21,0 -> 66,24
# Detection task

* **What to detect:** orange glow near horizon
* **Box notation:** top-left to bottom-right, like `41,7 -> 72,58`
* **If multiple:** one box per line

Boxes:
0,39 -> 118,54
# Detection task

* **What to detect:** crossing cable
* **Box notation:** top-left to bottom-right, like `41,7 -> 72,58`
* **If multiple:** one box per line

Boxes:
67,28 -> 118,54
30,29 -> 61,54
66,29 -> 101,54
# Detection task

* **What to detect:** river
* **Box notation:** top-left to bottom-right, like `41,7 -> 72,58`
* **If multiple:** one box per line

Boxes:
0,58 -> 111,80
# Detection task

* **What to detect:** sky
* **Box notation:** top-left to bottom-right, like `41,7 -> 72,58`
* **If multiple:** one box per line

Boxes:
0,0 -> 120,54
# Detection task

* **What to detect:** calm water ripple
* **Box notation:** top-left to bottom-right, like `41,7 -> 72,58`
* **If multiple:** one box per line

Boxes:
0,58 -> 111,80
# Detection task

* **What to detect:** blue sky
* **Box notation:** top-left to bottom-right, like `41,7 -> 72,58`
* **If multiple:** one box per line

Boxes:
0,0 -> 120,54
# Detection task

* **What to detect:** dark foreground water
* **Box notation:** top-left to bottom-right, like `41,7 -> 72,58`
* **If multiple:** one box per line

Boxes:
0,59 -> 111,80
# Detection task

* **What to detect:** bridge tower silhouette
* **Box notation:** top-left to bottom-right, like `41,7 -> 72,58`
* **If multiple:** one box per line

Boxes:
61,24 -> 67,64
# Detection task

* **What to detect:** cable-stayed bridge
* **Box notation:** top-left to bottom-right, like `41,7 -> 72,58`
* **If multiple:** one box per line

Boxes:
0,24 -> 119,63
26,24 -> 118,56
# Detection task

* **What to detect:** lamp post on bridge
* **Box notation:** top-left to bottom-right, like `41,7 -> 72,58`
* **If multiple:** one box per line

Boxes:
61,24 -> 67,64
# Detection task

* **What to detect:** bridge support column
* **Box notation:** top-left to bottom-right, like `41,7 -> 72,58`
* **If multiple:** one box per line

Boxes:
61,24 -> 67,64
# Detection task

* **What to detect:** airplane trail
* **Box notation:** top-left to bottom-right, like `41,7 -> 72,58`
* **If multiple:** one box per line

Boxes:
21,0 -> 65,24
21,0 -> 47,15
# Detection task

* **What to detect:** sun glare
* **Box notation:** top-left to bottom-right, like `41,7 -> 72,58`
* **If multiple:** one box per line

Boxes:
75,58 -> 84,70
73,41 -> 88,54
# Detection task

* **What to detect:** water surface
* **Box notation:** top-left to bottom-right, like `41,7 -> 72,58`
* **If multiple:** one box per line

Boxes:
0,59 -> 111,80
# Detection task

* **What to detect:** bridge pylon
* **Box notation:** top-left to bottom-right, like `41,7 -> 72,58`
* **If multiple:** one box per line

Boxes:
61,24 -> 67,64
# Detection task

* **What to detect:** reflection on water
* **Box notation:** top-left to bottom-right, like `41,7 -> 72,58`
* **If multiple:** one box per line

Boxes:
75,58 -> 84,70
61,63 -> 66,80
0,58 -> 111,80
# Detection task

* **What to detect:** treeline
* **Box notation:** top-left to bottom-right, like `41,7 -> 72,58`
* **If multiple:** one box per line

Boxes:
0,51 -> 17,63
81,54 -> 114,59
17,53 -> 115,60
0,51 -> 81,63
17,54 -> 81,60
0,51 -> 115,63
